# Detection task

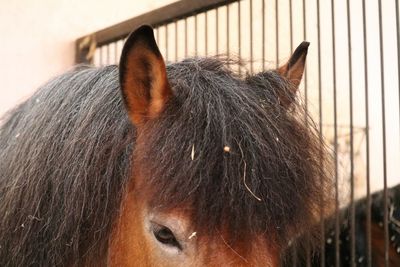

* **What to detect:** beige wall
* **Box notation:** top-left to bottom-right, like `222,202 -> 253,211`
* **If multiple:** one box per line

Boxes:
0,0 -> 177,116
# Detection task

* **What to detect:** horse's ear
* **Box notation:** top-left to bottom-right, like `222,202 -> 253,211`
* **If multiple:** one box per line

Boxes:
119,25 -> 172,126
276,41 -> 309,107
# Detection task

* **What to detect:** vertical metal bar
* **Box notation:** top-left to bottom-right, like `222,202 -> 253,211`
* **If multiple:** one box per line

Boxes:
175,21 -> 178,62
275,0 -> 279,68
303,0 -> 308,124
262,0 -> 265,71
107,45 -> 110,65
165,24 -> 169,62
157,27 -> 160,45
205,11 -> 208,56
227,3 -> 230,58
303,0 -> 310,264
250,0 -> 253,74
195,14 -> 198,57
185,18 -> 188,57
377,0 -> 389,265
346,0 -> 355,265
216,7 -> 219,55
331,0 -> 340,266
396,0 -> 400,188
238,0 -> 241,75
316,0 -> 325,266
114,41 -> 118,64
289,0 -> 293,53
99,46 -> 103,66
361,1 -> 371,266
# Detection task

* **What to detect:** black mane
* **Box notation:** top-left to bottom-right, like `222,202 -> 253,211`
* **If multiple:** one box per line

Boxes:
0,65 -> 134,266
0,57 -> 332,266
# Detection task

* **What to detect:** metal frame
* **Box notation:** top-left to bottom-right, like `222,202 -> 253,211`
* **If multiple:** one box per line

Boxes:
75,0 -> 236,64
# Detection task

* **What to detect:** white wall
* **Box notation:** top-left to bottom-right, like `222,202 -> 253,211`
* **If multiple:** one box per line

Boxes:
0,0 -> 177,116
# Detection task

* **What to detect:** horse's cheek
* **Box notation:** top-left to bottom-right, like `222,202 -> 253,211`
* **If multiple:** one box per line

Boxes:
108,184 -> 151,266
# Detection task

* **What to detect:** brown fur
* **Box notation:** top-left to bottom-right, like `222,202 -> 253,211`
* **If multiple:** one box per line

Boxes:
370,223 -> 400,266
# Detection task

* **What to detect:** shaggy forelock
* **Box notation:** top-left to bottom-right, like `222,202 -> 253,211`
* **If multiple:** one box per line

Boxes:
134,57 -> 333,248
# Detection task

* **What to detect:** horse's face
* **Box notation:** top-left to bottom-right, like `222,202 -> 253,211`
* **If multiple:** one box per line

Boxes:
109,179 -> 277,266
109,25 -> 314,266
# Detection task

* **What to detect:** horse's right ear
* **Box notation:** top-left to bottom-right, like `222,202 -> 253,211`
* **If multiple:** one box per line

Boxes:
276,42 -> 309,107
119,25 -> 172,126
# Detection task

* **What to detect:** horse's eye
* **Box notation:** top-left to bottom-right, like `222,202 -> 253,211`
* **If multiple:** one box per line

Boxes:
153,225 -> 182,250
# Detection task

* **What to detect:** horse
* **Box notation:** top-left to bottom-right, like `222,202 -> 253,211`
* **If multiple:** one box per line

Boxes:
0,25 -> 333,266
284,183 -> 400,267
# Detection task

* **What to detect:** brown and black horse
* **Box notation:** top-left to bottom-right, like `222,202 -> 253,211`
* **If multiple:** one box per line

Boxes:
0,25 -> 333,266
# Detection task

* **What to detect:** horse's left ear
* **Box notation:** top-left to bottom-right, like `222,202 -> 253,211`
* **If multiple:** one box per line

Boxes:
119,25 -> 172,126
277,41 -> 309,106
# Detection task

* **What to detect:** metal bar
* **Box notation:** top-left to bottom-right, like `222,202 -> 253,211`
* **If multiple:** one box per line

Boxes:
289,0 -> 293,53
185,18 -> 188,57
238,0 -> 241,75
250,0 -> 253,74
346,0 -> 355,265
175,21 -> 178,62
114,41 -> 118,64
216,7 -> 219,55
156,26 -> 160,45
331,0 -> 340,265
303,0 -> 308,125
205,11 -> 208,56
377,0 -> 389,265
361,1 -> 371,266
195,14 -> 198,57
275,0 -> 279,68
316,0 -> 325,266
262,0 -> 265,71
396,0 -> 400,196
106,44 -> 110,65
303,1 -> 310,264
165,24 -> 169,62
227,3 -> 230,58
76,0 -> 236,59
99,46 -> 103,66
